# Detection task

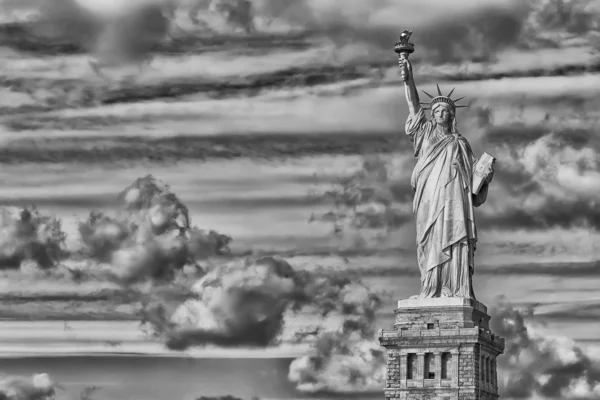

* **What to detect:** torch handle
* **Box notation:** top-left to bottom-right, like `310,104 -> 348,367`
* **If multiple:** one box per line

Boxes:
398,52 -> 410,67
397,52 -> 410,69
398,53 -> 412,82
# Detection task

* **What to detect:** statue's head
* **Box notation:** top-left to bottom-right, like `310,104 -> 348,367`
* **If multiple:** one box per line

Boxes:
421,85 -> 467,133
432,103 -> 453,125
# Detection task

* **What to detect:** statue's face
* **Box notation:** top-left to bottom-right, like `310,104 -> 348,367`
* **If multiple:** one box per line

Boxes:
433,105 -> 452,126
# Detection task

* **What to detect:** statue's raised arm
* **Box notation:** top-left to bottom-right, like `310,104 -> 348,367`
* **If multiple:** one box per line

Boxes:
395,30 -> 421,117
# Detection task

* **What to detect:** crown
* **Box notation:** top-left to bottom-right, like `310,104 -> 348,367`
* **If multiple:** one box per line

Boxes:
420,85 -> 468,111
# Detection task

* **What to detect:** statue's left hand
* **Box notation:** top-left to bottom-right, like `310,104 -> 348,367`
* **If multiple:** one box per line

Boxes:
485,164 -> 495,184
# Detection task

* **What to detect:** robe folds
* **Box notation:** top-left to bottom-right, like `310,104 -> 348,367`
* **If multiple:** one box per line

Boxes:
405,108 -> 488,299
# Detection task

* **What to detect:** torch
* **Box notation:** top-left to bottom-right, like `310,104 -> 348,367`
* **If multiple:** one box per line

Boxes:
394,30 -> 415,73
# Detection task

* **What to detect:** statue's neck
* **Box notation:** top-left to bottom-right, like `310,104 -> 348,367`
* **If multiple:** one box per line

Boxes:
435,124 -> 451,135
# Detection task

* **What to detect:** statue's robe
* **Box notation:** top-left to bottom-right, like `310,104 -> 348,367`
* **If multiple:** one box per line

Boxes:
405,108 -> 489,299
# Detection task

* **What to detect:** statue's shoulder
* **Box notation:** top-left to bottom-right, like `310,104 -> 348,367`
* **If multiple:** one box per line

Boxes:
455,133 -> 474,151
415,108 -> 433,126
456,132 -> 469,142
423,115 -> 435,128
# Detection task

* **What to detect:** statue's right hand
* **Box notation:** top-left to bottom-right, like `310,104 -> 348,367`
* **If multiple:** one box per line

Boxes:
399,57 -> 412,82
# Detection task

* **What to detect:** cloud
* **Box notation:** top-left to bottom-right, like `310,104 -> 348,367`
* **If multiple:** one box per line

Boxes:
163,256 -> 302,349
478,123 -> 600,230
491,297 -> 600,399
144,256 -> 374,350
484,261 -> 600,277
255,0 -> 532,63
536,302 -> 600,322
287,282 -> 385,393
77,175 -> 231,283
3,0 -> 599,76
528,0 -> 600,34
2,0 -> 173,70
0,0 -> 548,65
0,206 -> 67,269
4,0 -> 101,47
0,373 -> 61,400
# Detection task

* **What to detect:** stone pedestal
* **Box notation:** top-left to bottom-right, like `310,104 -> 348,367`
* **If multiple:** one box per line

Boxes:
378,298 -> 505,400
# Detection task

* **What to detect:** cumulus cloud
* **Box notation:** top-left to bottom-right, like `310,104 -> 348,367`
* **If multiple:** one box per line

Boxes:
0,373 -> 62,400
288,282 -> 385,393
163,256 -> 304,349
0,206 -> 67,270
139,255 -> 381,351
77,175 -> 231,283
479,119 -> 600,230
309,154 -> 412,246
491,298 -> 600,399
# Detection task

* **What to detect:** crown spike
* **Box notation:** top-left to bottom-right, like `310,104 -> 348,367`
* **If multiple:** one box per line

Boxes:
455,105 -> 469,108
436,84 -> 442,96
447,87 -> 456,97
421,90 -> 435,99
453,96 -> 465,102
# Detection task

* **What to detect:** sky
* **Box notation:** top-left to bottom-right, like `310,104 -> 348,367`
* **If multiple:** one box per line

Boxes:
0,0 -> 599,399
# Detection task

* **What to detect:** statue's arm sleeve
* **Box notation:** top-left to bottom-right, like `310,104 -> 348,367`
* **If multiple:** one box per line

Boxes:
473,182 -> 488,207
404,108 -> 429,152
470,147 -> 490,207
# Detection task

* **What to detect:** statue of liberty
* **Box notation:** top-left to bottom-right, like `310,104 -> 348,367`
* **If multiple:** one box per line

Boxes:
395,31 -> 495,300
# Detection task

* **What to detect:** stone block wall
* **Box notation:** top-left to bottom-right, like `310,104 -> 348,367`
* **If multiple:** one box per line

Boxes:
383,388 -> 497,400
458,348 -> 477,387
380,299 -> 504,400
395,305 -> 490,331
386,349 -> 401,388
457,391 -> 499,400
